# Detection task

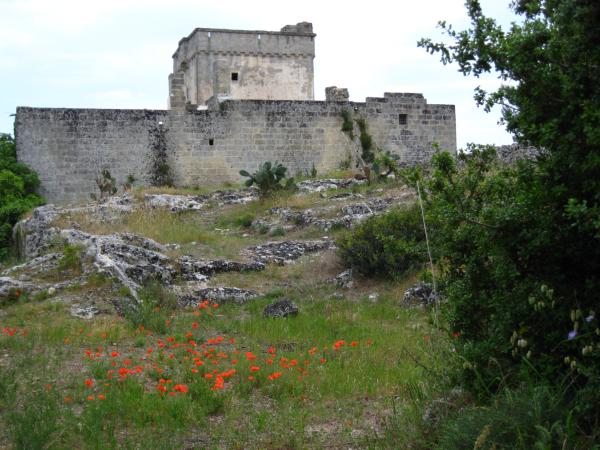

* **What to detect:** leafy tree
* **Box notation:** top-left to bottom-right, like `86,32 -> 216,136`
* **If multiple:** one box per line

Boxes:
0,133 -> 44,258
417,0 -> 600,435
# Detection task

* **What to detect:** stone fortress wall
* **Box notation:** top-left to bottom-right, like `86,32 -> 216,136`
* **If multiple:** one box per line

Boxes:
15,23 -> 456,204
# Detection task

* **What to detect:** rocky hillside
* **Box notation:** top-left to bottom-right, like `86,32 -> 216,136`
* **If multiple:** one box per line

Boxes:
0,178 -> 445,449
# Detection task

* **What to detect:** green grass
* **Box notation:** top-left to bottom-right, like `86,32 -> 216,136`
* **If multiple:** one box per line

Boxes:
0,277 -> 453,448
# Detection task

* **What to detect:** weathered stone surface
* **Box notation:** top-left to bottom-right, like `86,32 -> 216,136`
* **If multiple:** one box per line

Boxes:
178,287 -> 259,306
177,256 -> 264,281
70,304 -> 100,320
329,269 -> 353,289
243,239 -> 334,265
297,179 -> 366,194
0,277 -> 38,298
325,86 -> 349,102
12,205 -> 62,259
341,203 -> 373,216
263,299 -> 299,318
207,189 -> 258,205
401,282 -> 439,307
2,253 -> 62,278
145,194 -> 205,212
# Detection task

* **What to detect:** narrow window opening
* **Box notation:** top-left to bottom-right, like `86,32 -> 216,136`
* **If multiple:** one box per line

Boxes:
231,72 -> 239,81
399,114 -> 407,125
209,138 -> 214,146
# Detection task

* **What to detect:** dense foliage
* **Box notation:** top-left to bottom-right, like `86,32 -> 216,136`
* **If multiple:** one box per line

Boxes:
0,134 -> 44,259
416,0 -> 600,441
337,205 -> 427,279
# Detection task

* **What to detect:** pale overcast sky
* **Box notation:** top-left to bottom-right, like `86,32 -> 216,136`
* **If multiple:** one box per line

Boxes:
0,0 -> 516,149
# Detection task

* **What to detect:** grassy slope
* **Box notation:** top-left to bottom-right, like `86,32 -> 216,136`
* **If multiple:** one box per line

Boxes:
0,181 -> 454,449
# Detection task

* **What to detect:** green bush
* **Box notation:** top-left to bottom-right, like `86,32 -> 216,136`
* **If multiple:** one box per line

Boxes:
433,385 -> 583,450
0,134 -> 44,259
337,204 -> 427,278
416,0 -> 600,439
239,161 -> 296,197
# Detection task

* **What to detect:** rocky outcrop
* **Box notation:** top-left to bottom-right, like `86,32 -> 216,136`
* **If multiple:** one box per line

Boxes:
177,287 -> 259,306
243,239 -> 334,265
297,178 -> 366,193
263,299 -> 299,318
329,269 -> 354,289
144,194 -> 205,212
177,256 -> 264,280
144,188 -> 258,212
401,282 -> 440,307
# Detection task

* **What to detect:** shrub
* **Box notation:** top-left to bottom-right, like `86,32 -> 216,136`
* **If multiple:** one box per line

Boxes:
239,161 -> 296,197
341,109 -> 354,137
355,117 -> 374,163
0,134 -> 44,259
90,169 -> 117,201
57,244 -> 84,272
433,385 -> 584,450
337,204 -> 427,278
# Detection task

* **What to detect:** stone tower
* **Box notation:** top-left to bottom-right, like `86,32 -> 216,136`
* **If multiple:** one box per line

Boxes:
168,22 -> 316,110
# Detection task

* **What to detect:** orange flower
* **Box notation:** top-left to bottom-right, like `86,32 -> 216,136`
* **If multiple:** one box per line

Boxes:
351,341 -> 359,347
267,346 -> 276,354
248,375 -> 255,381
245,352 -> 257,361
320,358 -> 327,364
192,322 -> 199,329
173,384 -> 188,393
98,394 -> 106,400
85,379 -> 94,387
268,371 -> 283,380
250,366 -> 260,372
111,351 -> 120,357
333,340 -> 346,349
204,373 -> 213,379
87,395 -> 95,401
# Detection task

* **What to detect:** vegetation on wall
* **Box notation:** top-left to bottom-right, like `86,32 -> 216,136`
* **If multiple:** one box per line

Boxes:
0,133 -> 44,259
149,123 -> 173,187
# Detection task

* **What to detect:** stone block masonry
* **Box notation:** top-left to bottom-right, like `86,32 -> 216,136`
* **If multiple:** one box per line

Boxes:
15,93 -> 456,204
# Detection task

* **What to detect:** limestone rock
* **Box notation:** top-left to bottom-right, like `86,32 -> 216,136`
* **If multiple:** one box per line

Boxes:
70,304 -> 100,320
263,299 -> 299,318
177,256 -> 264,280
244,239 -> 334,265
178,287 -> 259,306
297,178 -> 365,194
329,269 -> 354,289
325,86 -> 349,102
144,194 -> 205,212
0,276 -> 38,299
401,282 -> 439,307
12,204 -> 63,259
